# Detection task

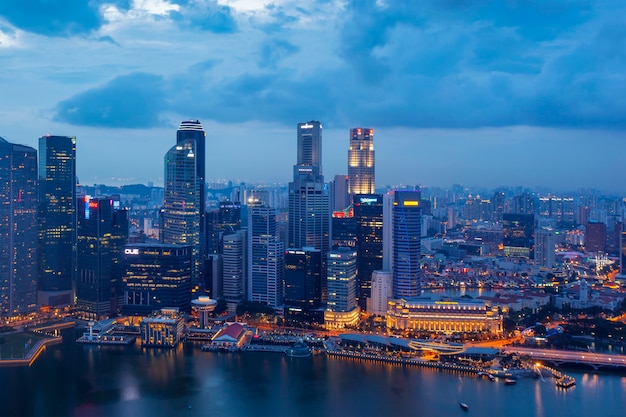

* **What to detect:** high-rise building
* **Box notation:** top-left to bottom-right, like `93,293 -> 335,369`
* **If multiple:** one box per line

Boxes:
535,228 -> 556,269
0,137 -> 38,316
248,201 -> 284,307
347,127 -> 375,196
288,121 -> 329,301
353,194 -> 383,310
502,213 -> 535,259
284,247 -> 322,311
222,229 -> 247,312
331,174 -> 349,212
331,205 -> 356,248
122,243 -> 192,315
369,270 -> 392,316
391,190 -> 422,299
162,134 -> 202,285
38,135 -> 76,307
325,247 -> 360,329
585,222 -> 607,253
76,196 -> 128,320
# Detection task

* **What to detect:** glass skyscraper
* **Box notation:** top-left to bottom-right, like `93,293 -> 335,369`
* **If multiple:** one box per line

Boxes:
347,127 -> 375,196
0,137 -> 38,316
353,194 -> 383,309
392,190 -> 422,298
163,134 -> 202,284
288,121 -> 329,301
248,200 -> 284,307
38,135 -> 76,306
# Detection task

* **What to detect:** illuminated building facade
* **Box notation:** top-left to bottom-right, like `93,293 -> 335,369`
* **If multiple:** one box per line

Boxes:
370,270 -> 392,316
325,247 -> 360,329
0,138 -> 38,316
248,200 -> 284,307
502,213 -> 534,259
288,121 -> 329,300
347,128 -> 375,196
140,307 -> 185,347
392,190 -> 422,298
354,194 -> 383,310
162,135 -> 202,285
121,243 -> 192,315
38,135 -> 76,306
386,298 -> 503,334
76,196 -> 128,320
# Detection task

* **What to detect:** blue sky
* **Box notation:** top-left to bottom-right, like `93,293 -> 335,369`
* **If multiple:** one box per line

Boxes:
0,0 -> 624,192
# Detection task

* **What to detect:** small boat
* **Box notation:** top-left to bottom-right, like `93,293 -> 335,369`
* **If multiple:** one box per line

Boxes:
459,402 -> 469,411
504,378 -> 517,385
285,340 -> 312,358
487,374 -> 495,381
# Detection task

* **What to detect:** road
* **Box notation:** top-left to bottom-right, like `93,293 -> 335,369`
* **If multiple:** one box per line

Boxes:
503,346 -> 626,367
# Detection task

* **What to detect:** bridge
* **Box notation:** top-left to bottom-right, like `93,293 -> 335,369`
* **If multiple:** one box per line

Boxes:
503,346 -> 626,370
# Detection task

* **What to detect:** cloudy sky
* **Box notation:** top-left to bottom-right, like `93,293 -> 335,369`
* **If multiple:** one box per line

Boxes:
0,0 -> 624,193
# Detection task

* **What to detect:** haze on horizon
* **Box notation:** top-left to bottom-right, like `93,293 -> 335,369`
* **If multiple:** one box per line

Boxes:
0,1 -> 624,194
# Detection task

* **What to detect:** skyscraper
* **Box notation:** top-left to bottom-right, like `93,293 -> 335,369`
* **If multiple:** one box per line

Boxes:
392,190 -> 422,299
353,194 -> 384,309
0,137 -> 38,316
222,229 -> 247,312
288,121 -> 329,300
248,200 -> 284,307
162,135 -> 202,284
324,247 -> 360,329
38,135 -> 76,307
284,247 -> 322,311
535,227 -> 556,269
502,213 -> 535,259
347,127 -> 375,196
76,196 -> 128,320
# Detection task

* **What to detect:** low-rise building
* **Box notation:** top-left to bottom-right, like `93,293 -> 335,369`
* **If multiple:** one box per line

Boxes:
140,307 -> 185,347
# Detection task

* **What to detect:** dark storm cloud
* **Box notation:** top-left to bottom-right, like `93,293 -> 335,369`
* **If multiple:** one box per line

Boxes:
0,0 -> 130,37
54,73 -> 166,128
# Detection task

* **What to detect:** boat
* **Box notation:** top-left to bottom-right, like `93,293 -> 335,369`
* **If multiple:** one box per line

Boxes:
285,340 -> 312,358
504,377 -> 517,385
555,375 -> 576,389
459,402 -> 469,411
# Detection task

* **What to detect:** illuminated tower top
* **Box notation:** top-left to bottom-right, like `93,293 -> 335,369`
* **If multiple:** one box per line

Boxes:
297,121 -> 322,176
348,127 -> 375,195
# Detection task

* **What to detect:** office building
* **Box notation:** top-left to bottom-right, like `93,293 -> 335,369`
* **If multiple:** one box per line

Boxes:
140,307 -> 185,347
586,222 -> 607,253
162,133 -> 202,285
0,138 -> 38,316
121,243 -> 192,316
288,121 -> 329,300
248,201 -> 284,307
392,190 -> 422,298
284,247 -> 322,311
332,174 -> 349,211
76,196 -> 128,320
353,194 -> 384,310
324,247 -> 360,329
502,213 -> 534,259
348,127 -> 375,196
535,227 -> 556,269
331,205 -> 357,248
38,135 -> 76,307
222,229 -> 247,312
369,270 -> 392,316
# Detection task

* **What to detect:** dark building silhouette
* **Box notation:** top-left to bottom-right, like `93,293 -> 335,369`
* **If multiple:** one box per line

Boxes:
585,222 -> 607,253
392,190 -> 422,298
0,137 -> 38,316
353,194 -> 383,310
502,213 -> 535,259
38,135 -> 76,307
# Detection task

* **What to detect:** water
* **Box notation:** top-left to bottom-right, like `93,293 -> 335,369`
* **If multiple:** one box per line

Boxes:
1,332 -> 626,417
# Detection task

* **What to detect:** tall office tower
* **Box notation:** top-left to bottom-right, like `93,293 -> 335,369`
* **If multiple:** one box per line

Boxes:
248,201 -> 284,307
331,205 -> 356,248
177,121 -> 206,252
353,194 -> 383,310
535,228 -> 556,269
369,270 -> 392,316
288,121 -> 329,300
347,127 -> 375,196
502,213 -> 535,259
585,222 -> 607,252
392,190 -> 422,299
222,229 -> 247,312
38,135 -> 76,307
206,201 -> 241,255
162,136 -> 202,285
621,228 -> 626,276
76,196 -> 128,320
0,138 -> 38,316
121,243 -> 192,315
325,247 -> 359,329
331,174 -> 349,211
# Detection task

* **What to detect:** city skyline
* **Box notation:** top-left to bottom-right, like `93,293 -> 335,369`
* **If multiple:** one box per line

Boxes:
0,1 -> 624,193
